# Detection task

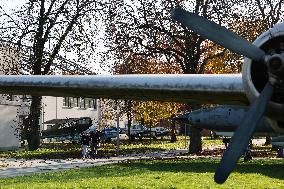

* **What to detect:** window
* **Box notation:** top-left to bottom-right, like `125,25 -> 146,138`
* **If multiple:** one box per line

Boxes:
78,118 -> 91,125
91,99 -> 97,110
22,95 -> 31,102
74,98 -> 79,107
63,97 -> 68,107
85,98 -> 90,109
69,97 -> 75,107
63,97 -> 97,109
46,125 -> 52,130
78,98 -> 85,109
63,97 -> 74,108
84,98 -> 97,109
7,94 -> 15,101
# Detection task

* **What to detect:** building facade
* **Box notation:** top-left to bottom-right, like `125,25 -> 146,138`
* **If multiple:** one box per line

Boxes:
0,43 -> 25,150
41,96 -> 100,131
0,42 -> 129,150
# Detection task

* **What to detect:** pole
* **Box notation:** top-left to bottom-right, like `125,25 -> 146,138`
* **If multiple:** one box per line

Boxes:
185,124 -> 187,149
116,101 -> 120,156
55,97 -> 58,119
41,101 -> 44,131
150,120 -> 152,144
98,99 -> 102,129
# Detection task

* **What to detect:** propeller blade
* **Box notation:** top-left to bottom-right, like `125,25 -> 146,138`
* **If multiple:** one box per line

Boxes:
171,7 -> 266,62
214,82 -> 274,184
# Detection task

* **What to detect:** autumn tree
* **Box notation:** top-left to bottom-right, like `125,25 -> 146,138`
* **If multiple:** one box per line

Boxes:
0,42 -> 21,75
0,0 -> 103,150
205,0 -> 284,74
112,55 -> 181,142
134,101 -> 179,130
239,0 -> 284,29
204,18 -> 266,74
103,0 -> 242,153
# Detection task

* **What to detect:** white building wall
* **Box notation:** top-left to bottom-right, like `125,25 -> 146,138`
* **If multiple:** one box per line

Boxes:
0,43 -> 23,151
42,96 -> 100,130
0,104 -> 21,151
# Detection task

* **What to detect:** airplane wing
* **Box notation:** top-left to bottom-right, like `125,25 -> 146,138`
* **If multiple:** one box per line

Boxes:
0,74 -> 247,105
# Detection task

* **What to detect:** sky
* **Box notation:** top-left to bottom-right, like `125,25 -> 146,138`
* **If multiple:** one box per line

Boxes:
0,0 -> 109,74
0,0 -> 25,12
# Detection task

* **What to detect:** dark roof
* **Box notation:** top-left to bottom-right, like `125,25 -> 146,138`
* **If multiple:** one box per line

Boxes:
43,118 -> 78,124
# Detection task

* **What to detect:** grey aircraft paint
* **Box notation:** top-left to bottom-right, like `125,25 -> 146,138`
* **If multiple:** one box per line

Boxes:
0,74 -> 247,105
183,105 -> 274,133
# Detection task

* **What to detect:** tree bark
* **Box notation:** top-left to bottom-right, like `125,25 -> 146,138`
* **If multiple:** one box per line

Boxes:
188,104 -> 202,154
170,115 -> 177,143
127,111 -> 132,144
25,96 -> 42,151
189,126 -> 202,154
265,136 -> 271,145
125,100 -> 133,143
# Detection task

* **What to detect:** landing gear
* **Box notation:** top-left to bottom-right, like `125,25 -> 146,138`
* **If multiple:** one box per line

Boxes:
277,148 -> 284,158
222,137 -> 230,148
222,137 -> 253,161
243,149 -> 252,162
243,140 -> 253,162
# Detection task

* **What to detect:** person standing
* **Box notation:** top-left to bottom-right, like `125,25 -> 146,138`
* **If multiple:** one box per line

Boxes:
90,128 -> 101,159
80,131 -> 90,159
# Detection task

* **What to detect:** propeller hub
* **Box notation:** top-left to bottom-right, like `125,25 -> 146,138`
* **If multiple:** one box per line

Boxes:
269,56 -> 282,70
265,54 -> 284,81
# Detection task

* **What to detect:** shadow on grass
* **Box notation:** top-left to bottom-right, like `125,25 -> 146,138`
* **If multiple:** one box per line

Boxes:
3,158 -> 283,185
0,147 -> 168,159
115,158 -> 284,180
0,158 -> 282,189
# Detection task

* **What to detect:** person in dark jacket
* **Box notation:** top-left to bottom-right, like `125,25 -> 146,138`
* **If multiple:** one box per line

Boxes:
81,131 -> 90,159
90,129 -> 101,159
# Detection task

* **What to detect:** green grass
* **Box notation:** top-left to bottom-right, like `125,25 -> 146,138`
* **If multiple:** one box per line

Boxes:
1,158 -> 284,188
0,143 -> 82,159
0,137 -> 223,159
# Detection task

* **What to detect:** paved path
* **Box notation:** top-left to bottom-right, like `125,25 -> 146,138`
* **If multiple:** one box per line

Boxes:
0,149 -> 188,178
0,139 -> 267,178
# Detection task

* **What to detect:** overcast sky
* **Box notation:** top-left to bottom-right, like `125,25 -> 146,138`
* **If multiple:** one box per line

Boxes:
0,0 -> 109,74
0,0 -> 25,12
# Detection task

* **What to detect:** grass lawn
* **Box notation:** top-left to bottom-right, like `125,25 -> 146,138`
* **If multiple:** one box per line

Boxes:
0,158 -> 284,189
0,137 -> 223,159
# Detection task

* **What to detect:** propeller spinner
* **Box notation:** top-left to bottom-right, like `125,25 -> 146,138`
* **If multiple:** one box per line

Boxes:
171,7 -> 283,184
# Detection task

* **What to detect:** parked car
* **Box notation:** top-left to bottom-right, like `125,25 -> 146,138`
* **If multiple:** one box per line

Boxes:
153,127 -> 170,137
101,127 -> 127,142
108,133 -> 129,141
103,127 -> 119,140
84,126 -> 127,143
124,124 -> 156,139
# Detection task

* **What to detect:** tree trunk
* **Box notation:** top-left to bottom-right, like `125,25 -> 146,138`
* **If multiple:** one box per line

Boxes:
189,126 -> 202,153
26,96 -> 42,151
264,136 -> 271,145
170,115 -> 177,143
188,104 -> 202,154
127,111 -> 132,144
150,119 -> 152,144
126,100 -> 133,143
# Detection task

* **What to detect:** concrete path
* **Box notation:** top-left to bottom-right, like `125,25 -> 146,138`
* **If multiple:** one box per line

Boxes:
0,149 -> 188,178
0,139 -> 267,178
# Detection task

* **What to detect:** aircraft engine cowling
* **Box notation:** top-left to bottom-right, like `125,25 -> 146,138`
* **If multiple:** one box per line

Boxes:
242,22 -> 284,121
